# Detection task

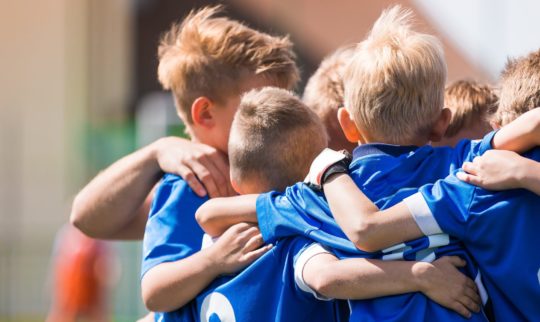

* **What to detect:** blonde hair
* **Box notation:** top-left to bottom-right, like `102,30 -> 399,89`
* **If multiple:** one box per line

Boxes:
496,49 -> 540,126
157,6 -> 299,123
303,45 -> 356,118
344,5 -> 447,144
444,79 -> 498,137
229,87 -> 328,191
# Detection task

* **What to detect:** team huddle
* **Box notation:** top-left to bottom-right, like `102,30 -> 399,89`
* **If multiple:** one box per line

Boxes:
72,4 -> 540,322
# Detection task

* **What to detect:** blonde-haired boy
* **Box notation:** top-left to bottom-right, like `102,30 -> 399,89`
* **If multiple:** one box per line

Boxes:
197,6 -> 489,321
316,49 -> 540,321
140,6 -> 300,318
433,79 -> 498,147
303,45 -> 357,151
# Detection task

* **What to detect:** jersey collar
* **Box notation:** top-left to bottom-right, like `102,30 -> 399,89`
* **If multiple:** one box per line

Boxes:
352,143 -> 419,160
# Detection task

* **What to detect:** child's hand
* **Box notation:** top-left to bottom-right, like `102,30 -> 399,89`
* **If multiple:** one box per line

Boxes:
457,150 -> 527,190
209,223 -> 273,275
154,137 -> 236,198
414,256 -> 481,318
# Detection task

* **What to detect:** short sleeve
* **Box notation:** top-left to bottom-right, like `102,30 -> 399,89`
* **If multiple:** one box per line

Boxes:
293,243 -> 334,301
407,174 -> 477,240
256,184 -> 323,243
141,174 -> 207,278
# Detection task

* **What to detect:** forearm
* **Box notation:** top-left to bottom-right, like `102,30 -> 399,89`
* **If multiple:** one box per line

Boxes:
324,174 -> 423,251
306,254 -> 427,300
141,247 -> 221,312
196,195 -> 259,237
71,141 -> 162,239
492,107 -> 540,152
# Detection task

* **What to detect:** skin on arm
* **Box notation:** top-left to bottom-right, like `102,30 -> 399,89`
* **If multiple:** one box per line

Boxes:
71,137 -> 234,240
303,254 -> 481,319
196,194 -> 259,237
457,150 -> 540,195
141,223 -> 272,312
323,173 -> 424,251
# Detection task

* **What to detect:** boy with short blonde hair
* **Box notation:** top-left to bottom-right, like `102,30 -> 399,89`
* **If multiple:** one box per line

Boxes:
315,49 -> 540,321
343,8 -> 447,145
303,45 -> 356,151
434,79 -> 498,147
140,6 -> 300,319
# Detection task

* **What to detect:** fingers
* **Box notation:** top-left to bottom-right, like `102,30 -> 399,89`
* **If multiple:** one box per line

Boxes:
198,154 -> 229,198
445,256 -> 467,268
461,161 -> 478,175
449,301 -> 473,319
243,233 -> 265,252
243,244 -> 273,263
177,165 -> 207,197
188,159 -> 221,198
456,171 -> 483,187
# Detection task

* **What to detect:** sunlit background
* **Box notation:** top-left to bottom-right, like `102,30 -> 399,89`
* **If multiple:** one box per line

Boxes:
1,0 -> 539,321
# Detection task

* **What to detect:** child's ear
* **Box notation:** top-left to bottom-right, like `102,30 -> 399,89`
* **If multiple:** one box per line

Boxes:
191,97 -> 216,128
337,107 -> 361,143
428,108 -> 452,142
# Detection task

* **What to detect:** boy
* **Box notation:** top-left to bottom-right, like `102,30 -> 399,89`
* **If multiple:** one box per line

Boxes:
433,79 -> 498,147
302,45 -> 357,152
139,5 -> 299,317
190,87 -> 479,321
316,49 -> 540,321
197,6 -> 490,321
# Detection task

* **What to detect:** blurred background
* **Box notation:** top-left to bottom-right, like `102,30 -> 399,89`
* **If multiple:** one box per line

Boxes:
1,0 -> 539,321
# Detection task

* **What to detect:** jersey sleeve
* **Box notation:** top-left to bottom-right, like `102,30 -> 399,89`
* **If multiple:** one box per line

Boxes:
293,243 -> 334,301
404,174 -> 477,240
141,174 -> 207,278
452,130 -> 497,165
256,184 -> 323,243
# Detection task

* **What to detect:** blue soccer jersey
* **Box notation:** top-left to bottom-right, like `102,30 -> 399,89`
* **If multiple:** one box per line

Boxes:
141,174 -> 208,279
255,133 -> 496,321
162,237 -> 344,322
142,174 -> 344,322
405,148 -> 540,321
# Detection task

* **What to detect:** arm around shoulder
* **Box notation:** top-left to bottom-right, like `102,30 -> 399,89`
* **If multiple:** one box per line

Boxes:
195,194 -> 259,237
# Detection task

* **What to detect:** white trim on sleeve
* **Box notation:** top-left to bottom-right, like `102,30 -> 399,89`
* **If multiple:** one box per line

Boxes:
404,192 -> 443,236
294,243 -> 334,301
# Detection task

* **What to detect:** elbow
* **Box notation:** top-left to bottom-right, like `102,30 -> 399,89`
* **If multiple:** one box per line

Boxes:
195,205 -> 220,237
141,278 -> 172,313
348,220 -> 380,253
309,270 -> 339,299
70,193 -> 100,238
70,194 -> 89,233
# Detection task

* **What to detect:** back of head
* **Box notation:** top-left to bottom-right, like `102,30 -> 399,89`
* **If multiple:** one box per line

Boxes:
303,45 -> 357,151
496,49 -> 540,126
344,5 -> 447,144
445,79 -> 498,137
229,87 -> 328,192
157,5 -> 300,123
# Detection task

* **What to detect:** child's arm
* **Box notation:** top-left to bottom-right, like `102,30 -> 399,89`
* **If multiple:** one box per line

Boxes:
141,223 -> 271,312
196,195 -> 259,237
301,251 -> 480,318
320,107 -> 540,251
457,150 -> 540,195
71,137 -> 233,240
